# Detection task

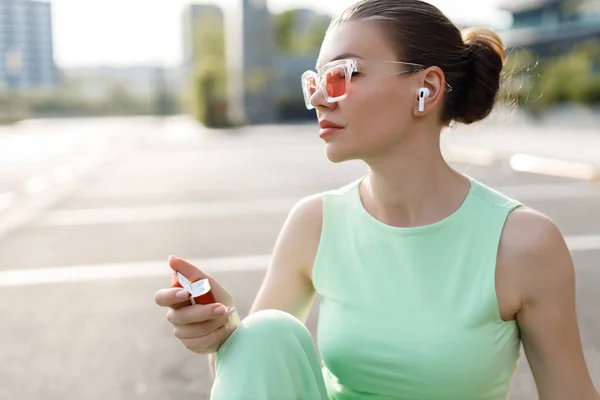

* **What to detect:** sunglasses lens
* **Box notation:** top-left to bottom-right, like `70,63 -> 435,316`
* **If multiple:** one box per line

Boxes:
304,76 -> 317,98
301,64 -> 349,109
324,66 -> 347,99
302,74 -> 318,109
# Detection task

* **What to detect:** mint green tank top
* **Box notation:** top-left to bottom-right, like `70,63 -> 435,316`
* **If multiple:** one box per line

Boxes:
312,175 -> 523,400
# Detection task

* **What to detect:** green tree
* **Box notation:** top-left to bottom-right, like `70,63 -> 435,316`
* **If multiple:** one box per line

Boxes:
104,84 -> 150,115
187,57 -> 228,127
274,10 -> 296,54
303,17 -> 330,53
503,39 -> 600,110
184,11 -> 229,127
273,10 -> 329,55
192,10 -> 226,62
536,45 -> 600,107
561,0 -> 585,16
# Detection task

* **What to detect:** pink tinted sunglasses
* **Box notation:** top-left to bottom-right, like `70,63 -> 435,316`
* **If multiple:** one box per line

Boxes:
301,59 -> 452,110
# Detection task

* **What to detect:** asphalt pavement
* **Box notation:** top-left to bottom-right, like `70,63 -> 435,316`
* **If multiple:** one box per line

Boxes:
0,115 -> 598,400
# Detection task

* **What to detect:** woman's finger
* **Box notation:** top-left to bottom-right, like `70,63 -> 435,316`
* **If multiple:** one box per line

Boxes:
166,303 -> 231,325
173,312 -> 234,339
154,287 -> 191,308
180,323 -> 232,354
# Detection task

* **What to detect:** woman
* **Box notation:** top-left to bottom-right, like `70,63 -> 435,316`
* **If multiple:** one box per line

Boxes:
155,1 -> 599,399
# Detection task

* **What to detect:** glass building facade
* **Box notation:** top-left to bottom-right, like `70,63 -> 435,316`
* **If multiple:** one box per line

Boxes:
500,0 -> 600,55
0,0 -> 57,89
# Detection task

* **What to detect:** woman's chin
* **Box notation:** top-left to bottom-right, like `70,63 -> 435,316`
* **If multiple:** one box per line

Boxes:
324,145 -> 355,163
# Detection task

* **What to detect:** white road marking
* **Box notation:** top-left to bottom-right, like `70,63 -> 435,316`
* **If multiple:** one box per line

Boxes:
565,234 -> 600,252
497,182 -> 600,201
0,235 -> 598,287
31,181 -> 600,227
0,255 -> 271,287
510,154 -> 599,181
33,198 -> 297,227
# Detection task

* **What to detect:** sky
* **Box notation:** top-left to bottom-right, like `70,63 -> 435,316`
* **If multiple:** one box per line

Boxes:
50,0 -> 511,69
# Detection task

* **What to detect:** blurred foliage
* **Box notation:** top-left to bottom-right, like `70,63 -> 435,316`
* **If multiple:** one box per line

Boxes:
561,0 -> 585,16
0,88 -> 26,124
28,84 -> 150,115
185,57 -> 229,127
0,79 -> 175,124
273,11 -> 295,54
273,10 -> 329,55
503,39 -> 600,111
190,9 -> 225,62
0,66 -> 181,124
182,11 -> 230,127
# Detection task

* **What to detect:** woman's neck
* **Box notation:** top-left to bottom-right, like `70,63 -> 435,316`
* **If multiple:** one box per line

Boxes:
360,142 -> 471,228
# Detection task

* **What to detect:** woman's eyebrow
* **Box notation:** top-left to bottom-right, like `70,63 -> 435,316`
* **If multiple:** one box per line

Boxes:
329,52 -> 364,62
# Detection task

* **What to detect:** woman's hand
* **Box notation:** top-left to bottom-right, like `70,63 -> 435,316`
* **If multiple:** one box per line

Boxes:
155,256 -> 238,355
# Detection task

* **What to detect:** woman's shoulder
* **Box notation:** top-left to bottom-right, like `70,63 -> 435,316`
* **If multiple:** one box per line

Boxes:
287,192 -> 323,226
287,178 -> 361,224
501,206 -> 566,260
468,176 -> 522,210
497,205 -> 571,300
283,178 -> 362,242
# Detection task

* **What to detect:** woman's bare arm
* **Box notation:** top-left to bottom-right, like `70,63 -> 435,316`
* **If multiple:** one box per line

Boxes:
209,194 -> 324,377
249,193 -> 323,320
501,207 -> 599,400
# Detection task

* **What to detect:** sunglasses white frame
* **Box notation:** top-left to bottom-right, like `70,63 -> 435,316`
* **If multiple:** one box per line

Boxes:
301,59 -> 453,110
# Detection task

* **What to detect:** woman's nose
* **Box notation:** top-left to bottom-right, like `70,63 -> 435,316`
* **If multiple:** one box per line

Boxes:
310,87 -> 336,111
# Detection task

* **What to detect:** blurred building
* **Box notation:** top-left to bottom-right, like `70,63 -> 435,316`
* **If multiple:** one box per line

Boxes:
500,0 -> 600,55
0,0 -> 57,89
182,4 -> 224,72
183,2 -> 330,124
224,0 -> 276,124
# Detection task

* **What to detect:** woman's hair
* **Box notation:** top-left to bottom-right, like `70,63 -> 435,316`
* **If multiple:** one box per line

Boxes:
330,0 -> 506,125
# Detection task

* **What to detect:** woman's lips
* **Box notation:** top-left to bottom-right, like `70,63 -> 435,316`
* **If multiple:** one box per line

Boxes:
319,127 -> 342,139
318,120 -> 344,139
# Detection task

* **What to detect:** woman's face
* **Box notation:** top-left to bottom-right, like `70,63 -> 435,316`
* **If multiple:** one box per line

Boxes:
311,20 -> 421,163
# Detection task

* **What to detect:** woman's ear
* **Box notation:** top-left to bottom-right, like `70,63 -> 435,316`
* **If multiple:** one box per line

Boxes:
413,66 -> 446,117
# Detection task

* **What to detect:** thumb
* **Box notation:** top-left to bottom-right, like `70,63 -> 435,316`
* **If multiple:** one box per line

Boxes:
169,255 -> 209,282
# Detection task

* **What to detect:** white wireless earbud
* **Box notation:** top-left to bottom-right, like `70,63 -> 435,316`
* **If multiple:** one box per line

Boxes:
418,87 -> 430,112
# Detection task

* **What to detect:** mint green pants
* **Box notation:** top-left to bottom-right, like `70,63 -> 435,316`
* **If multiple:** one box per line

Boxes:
211,309 -> 330,400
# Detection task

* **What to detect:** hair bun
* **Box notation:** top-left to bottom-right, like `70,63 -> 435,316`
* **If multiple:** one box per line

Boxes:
452,27 -> 506,125
463,28 -> 506,63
